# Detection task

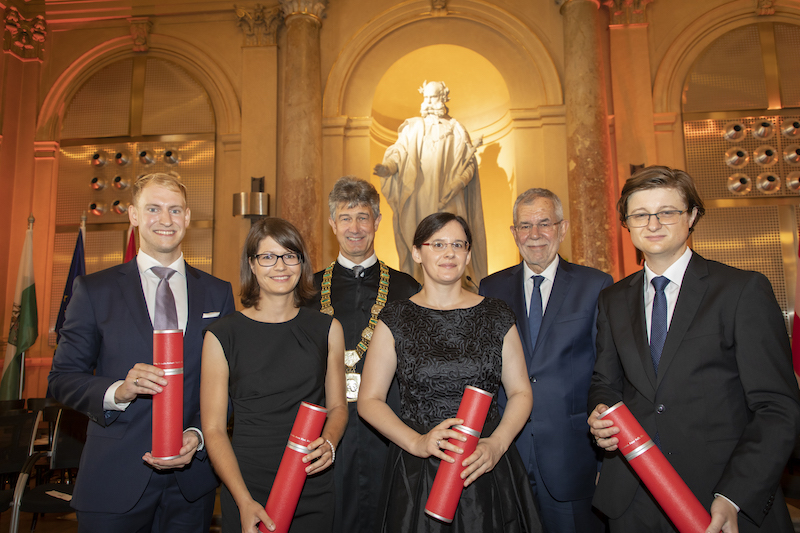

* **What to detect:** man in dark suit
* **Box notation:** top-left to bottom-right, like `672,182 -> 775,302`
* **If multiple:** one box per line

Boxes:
589,166 -> 800,532
49,173 -> 235,532
479,188 -> 612,533
304,176 -> 419,533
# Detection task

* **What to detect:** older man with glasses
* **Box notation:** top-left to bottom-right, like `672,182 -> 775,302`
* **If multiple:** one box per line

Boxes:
479,188 -> 612,533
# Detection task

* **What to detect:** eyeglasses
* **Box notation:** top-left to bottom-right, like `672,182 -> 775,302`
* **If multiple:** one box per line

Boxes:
625,210 -> 687,228
252,252 -> 303,267
421,240 -> 470,253
514,221 -> 563,234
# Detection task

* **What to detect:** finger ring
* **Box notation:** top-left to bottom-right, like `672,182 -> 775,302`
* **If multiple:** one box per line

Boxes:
134,378 -> 139,386
435,439 -> 441,448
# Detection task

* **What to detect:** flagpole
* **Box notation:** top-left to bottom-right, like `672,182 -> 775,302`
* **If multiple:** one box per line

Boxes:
18,215 -> 34,400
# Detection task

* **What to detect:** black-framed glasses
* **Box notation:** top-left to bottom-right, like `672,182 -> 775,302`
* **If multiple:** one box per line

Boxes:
514,220 -> 563,233
421,240 -> 470,253
252,252 -> 303,267
625,210 -> 687,228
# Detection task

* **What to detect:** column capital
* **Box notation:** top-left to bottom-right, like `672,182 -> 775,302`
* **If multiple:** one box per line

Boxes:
234,4 -> 283,46
601,0 -> 654,25
128,17 -> 152,52
3,7 -> 46,61
280,0 -> 327,25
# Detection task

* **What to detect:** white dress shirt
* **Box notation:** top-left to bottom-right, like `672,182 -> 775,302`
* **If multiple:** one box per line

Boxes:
523,256 -> 560,316
643,247 -> 692,341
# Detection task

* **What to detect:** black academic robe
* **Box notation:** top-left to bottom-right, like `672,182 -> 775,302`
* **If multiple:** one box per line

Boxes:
305,260 -> 419,533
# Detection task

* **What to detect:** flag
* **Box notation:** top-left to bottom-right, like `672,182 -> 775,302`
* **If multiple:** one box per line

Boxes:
55,221 -> 86,343
1,225 -> 38,400
124,224 -> 136,263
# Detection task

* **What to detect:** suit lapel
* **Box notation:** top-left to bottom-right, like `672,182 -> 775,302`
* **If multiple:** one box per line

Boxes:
655,253 -> 708,387
185,264 -> 205,352
625,270 -> 658,397
507,264 -> 534,364
117,261 -> 153,353
535,257 -> 570,356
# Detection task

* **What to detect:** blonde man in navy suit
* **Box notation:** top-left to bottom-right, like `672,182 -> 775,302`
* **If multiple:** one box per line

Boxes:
50,173 -> 234,532
479,188 -> 612,532
589,166 -> 800,532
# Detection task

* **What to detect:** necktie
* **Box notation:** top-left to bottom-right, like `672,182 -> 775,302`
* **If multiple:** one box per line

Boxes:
650,276 -> 670,375
152,266 -> 178,330
352,265 -> 364,279
528,275 -> 544,351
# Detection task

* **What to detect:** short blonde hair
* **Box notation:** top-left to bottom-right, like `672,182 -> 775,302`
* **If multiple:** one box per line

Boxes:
131,172 -> 187,206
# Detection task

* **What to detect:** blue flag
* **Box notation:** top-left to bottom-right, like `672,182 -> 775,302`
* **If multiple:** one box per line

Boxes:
55,228 -> 85,343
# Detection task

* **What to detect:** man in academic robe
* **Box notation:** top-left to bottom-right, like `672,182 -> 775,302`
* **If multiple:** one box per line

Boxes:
305,176 -> 419,533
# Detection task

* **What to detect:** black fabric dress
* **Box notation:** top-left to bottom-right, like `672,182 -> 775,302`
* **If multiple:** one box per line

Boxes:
376,298 -> 542,533
205,308 -> 334,533
305,261 -> 419,533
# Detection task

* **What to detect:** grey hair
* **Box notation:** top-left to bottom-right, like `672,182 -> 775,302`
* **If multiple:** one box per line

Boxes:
327,176 -> 381,219
512,188 -> 564,225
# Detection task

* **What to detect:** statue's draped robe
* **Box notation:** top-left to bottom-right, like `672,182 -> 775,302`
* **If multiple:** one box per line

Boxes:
380,116 -> 488,284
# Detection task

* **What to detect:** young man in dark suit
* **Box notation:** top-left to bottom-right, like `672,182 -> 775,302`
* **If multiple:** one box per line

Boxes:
589,165 -> 800,532
480,188 -> 612,532
49,173 -> 235,532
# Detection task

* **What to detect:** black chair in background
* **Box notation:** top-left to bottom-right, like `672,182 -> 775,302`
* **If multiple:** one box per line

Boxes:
10,408 -> 88,533
0,399 -> 26,414
26,398 -> 64,453
0,411 -> 38,517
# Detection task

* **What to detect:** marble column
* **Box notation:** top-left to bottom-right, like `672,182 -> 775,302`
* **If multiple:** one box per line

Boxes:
279,0 -> 326,269
560,0 -> 619,279
604,0 -> 656,276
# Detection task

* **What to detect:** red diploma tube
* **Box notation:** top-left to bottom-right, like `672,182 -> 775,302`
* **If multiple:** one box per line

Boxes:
425,385 -> 493,523
152,330 -> 183,459
598,402 -> 711,533
260,402 -> 328,533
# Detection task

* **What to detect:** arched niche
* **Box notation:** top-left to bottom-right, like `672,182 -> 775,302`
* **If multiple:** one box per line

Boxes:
321,0 -> 564,273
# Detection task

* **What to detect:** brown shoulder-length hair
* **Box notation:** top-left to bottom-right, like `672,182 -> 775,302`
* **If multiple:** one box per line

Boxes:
240,217 -> 315,308
617,165 -> 706,234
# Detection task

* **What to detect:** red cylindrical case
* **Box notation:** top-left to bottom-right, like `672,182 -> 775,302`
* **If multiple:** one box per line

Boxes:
259,402 -> 328,533
425,385 -> 493,523
152,330 -> 183,459
598,402 -> 711,533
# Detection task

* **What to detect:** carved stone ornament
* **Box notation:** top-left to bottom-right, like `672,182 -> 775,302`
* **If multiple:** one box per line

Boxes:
234,4 -> 283,46
757,0 -> 775,16
280,0 -> 327,22
431,0 -> 448,17
129,17 -> 152,52
602,0 -> 654,25
4,7 -> 46,61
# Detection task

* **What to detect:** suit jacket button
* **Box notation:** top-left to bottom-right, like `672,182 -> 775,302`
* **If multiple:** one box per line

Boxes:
656,404 -> 665,413
529,375 -> 536,383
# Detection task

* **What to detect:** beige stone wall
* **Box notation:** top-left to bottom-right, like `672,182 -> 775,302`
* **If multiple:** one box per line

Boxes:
3,0 -> 800,397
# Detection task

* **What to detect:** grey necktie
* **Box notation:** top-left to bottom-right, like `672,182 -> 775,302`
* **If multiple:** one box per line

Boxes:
650,276 -> 670,375
352,265 -> 364,279
152,266 -> 178,330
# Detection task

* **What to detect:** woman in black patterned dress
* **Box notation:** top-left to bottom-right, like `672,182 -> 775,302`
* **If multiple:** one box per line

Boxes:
358,213 -> 541,533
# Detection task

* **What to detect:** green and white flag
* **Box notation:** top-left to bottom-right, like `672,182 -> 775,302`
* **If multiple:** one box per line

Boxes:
1,225 -> 38,400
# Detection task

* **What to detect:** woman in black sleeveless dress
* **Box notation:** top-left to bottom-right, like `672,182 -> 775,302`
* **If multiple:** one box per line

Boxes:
201,218 -> 347,533
358,213 -> 542,532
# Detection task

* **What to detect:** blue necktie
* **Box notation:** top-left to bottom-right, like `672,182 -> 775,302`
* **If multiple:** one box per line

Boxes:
650,276 -> 670,375
528,275 -> 544,351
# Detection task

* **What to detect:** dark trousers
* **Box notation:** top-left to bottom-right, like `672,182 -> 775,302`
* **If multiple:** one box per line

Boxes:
77,470 -> 215,533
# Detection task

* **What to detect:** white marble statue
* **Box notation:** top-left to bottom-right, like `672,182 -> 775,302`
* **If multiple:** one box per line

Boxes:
374,81 -> 487,286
